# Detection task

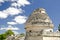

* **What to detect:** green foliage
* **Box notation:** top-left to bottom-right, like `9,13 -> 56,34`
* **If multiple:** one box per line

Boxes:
0,30 -> 14,40
0,34 -> 7,40
58,24 -> 60,31
20,33 -> 25,37
5,30 -> 14,36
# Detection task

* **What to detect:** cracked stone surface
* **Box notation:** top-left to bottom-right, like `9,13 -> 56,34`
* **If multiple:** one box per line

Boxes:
24,8 -> 54,40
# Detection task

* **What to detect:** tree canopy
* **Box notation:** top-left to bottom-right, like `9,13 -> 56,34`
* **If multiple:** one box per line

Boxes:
5,30 -> 14,36
58,24 -> 60,31
0,30 -> 14,40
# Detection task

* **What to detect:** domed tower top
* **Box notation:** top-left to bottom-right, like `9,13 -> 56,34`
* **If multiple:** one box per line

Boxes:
33,8 -> 46,14
25,8 -> 54,31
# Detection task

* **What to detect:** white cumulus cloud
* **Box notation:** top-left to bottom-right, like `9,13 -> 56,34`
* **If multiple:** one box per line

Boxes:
7,16 -> 27,25
3,7 -> 23,16
0,0 -> 30,19
17,0 -> 30,6
0,25 -> 19,30
0,0 -> 30,34
0,11 -> 8,18
7,22 -> 17,25
0,0 -> 4,3
14,16 -> 27,24
0,7 -> 23,18
11,0 -> 30,7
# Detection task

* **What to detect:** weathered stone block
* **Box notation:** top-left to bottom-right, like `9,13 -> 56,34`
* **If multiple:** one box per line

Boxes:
25,8 -> 54,40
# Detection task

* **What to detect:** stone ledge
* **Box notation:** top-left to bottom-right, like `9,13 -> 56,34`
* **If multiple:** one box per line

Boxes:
43,32 -> 60,37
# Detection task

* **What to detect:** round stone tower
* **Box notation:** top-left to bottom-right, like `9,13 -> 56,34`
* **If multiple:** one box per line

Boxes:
24,8 -> 54,40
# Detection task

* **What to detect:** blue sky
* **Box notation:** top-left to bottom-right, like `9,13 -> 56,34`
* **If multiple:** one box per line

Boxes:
0,0 -> 60,34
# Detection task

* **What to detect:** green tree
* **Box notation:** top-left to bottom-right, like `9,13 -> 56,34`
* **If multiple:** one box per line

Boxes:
0,34 -> 7,40
5,30 -> 14,36
0,30 -> 14,40
58,24 -> 60,31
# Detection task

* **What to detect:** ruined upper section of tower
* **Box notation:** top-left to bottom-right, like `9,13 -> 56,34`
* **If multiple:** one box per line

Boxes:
33,8 -> 46,14
34,8 -> 45,11
25,8 -> 54,29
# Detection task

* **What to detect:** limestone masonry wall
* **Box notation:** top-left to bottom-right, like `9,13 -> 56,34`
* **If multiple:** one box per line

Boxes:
25,8 -> 60,40
43,32 -> 60,40
43,37 -> 60,40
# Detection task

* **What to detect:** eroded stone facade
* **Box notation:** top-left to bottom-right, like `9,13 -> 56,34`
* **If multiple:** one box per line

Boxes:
24,8 -> 54,40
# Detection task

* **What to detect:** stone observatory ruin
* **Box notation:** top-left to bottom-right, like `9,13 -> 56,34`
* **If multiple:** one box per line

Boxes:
24,8 -> 60,40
